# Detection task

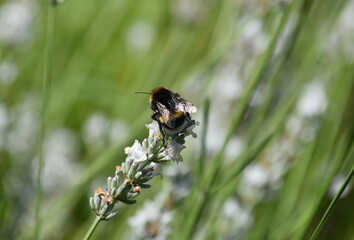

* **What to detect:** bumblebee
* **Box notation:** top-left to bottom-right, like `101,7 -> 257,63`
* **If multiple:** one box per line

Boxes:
149,87 -> 197,138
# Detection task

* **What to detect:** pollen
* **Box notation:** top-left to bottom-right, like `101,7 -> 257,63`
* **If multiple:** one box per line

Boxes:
125,178 -> 133,185
174,111 -> 184,118
95,187 -> 104,196
104,196 -> 114,205
133,186 -> 142,193
158,116 -> 165,123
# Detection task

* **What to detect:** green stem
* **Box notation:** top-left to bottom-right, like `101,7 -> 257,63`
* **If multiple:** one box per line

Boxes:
309,164 -> 354,240
34,2 -> 55,239
83,217 -> 102,240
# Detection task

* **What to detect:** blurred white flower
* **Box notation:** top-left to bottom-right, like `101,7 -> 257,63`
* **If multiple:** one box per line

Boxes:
126,21 -> 156,51
171,0 -> 205,24
41,128 -> 80,194
165,164 -> 192,201
0,1 -> 35,45
83,112 -> 129,151
242,19 -> 268,55
213,67 -> 244,101
225,136 -> 244,160
205,76 -> 238,156
338,0 -> 354,34
328,174 -> 351,198
205,112 -> 227,156
286,114 -> 319,142
83,112 -> 109,147
129,200 -> 173,240
0,61 -> 18,84
242,164 -> 269,188
7,95 -> 38,160
296,81 -> 327,117
327,0 -> 354,61
238,163 -> 271,203
285,115 -> 303,137
264,141 -> 292,188
108,120 -> 129,146
218,198 -> 253,238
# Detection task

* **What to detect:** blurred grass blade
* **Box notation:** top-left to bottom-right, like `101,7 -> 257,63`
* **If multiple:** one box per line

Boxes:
212,131 -> 274,194
205,0 -> 295,189
34,3 -> 56,239
309,150 -> 354,240
197,97 -> 210,181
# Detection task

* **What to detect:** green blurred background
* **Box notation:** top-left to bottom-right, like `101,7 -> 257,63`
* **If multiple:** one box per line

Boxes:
0,0 -> 353,239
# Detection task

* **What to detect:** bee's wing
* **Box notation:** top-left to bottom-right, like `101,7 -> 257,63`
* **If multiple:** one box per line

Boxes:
156,102 -> 176,128
181,100 -> 197,113
170,94 -> 197,113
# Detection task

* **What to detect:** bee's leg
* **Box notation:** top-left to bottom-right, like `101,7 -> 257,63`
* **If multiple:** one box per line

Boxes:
151,113 -> 158,121
159,124 -> 167,147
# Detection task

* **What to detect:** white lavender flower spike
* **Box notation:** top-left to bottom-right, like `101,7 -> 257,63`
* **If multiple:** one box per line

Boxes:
87,117 -> 198,223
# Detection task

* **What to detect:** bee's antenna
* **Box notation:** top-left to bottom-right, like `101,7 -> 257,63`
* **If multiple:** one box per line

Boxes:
134,91 -> 150,94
